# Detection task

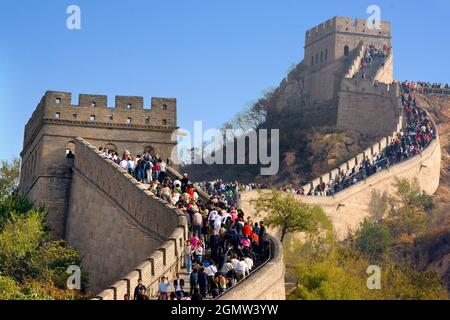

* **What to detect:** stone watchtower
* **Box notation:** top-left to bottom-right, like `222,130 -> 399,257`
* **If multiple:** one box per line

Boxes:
20,91 -> 178,238
302,16 -> 392,105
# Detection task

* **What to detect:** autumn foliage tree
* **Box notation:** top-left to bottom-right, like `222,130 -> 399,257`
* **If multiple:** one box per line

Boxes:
253,189 -> 332,243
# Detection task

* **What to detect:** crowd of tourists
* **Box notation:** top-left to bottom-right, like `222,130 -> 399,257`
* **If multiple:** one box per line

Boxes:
308,94 -> 433,196
200,180 -> 265,197
107,164 -> 270,300
98,147 -> 170,184
356,44 -> 391,80
279,93 -> 434,197
402,81 -> 449,94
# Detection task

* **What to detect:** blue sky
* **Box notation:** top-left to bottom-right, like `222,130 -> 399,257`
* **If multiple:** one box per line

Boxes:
0,0 -> 449,161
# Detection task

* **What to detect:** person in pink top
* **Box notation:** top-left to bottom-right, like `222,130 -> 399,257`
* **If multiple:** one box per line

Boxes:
190,235 -> 200,248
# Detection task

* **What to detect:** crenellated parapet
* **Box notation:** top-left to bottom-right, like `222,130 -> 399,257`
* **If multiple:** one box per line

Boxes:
305,16 -> 391,48
23,91 -> 177,150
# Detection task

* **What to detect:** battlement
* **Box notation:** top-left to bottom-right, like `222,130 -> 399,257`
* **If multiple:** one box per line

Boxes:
43,91 -> 176,111
305,16 -> 391,47
23,91 -> 177,149
341,78 -> 400,98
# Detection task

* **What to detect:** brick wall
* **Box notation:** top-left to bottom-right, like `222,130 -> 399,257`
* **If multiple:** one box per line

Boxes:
20,91 -> 178,238
66,138 -> 187,296
336,79 -> 401,137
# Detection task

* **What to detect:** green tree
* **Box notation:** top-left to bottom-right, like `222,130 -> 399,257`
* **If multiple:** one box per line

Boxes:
0,210 -> 46,278
0,157 -> 20,198
253,189 -> 332,242
381,262 -> 448,300
387,178 -> 433,238
291,247 -> 375,300
0,157 -> 89,299
355,219 -> 393,259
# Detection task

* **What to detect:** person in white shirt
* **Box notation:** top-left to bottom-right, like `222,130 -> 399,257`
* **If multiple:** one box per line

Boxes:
235,257 -> 249,281
120,158 -> 128,170
194,245 -> 204,263
206,262 -> 218,277
145,160 -> 153,184
220,261 -> 234,275
221,209 -> 231,222
230,254 -> 239,269
208,209 -> 219,226
160,161 -> 166,172
244,256 -> 254,272
214,215 -> 222,235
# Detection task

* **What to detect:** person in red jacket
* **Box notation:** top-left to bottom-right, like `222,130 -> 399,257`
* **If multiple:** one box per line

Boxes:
242,223 -> 252,237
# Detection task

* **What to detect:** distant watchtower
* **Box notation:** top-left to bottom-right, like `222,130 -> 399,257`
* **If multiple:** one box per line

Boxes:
20,91 -> 178,238
302,16 -> 392,104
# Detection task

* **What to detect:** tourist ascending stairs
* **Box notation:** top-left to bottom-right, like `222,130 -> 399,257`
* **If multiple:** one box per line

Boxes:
97,147 -> 270,301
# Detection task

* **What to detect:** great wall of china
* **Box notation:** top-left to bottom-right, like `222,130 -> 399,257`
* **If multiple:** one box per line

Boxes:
68,137 -> 285,299
18,16 -> 444,300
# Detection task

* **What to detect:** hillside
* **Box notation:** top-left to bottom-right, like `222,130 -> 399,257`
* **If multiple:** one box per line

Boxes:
413,93 -> 450,291
183,59 -> 373,186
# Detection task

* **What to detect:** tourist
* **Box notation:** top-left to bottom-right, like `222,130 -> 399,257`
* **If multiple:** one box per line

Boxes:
198,267 -> 209,298
173,273 -> 185,299
184,239 -> 193,274
136,287 -> 149,300
190,269 -> 199,296
133,278 -> 146,300
157,276 -> 170,300
235,256 -> 249,281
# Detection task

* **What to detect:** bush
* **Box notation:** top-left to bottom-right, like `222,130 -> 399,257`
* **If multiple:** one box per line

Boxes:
355,219 -> 393,259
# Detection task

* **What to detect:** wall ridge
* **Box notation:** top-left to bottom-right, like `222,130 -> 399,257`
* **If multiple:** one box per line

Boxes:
70,165 -> 166,243
66,137 -> 187,296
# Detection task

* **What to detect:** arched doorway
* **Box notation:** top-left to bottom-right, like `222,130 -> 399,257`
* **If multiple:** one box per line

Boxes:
65,142 -> 76,159
344,45 -> 349,57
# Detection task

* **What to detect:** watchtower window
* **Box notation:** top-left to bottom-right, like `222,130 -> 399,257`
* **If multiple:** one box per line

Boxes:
55,98 -> 61,104
162,104 -> 168,111
90,115 -> 96,121
320,51 -> 324,63
344,45 -> 349,57
127,117 -> 132,124
145,116 -> 150,124
127,103 -> 132,109
91,102 -> 96,108
108,114 -> 113,121
72,113 -> 77,119
162,119 -> 167,126
55,112 -> 61,119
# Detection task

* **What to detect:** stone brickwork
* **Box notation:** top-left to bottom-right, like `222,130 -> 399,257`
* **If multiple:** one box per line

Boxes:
275,16 -> 396,136
67,138 -> 187,296
336,79 -> 401,137
20,92 -> 287,300
20,91 -> 178,238
303,16 -> 391,105
70,138 -> 285,300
